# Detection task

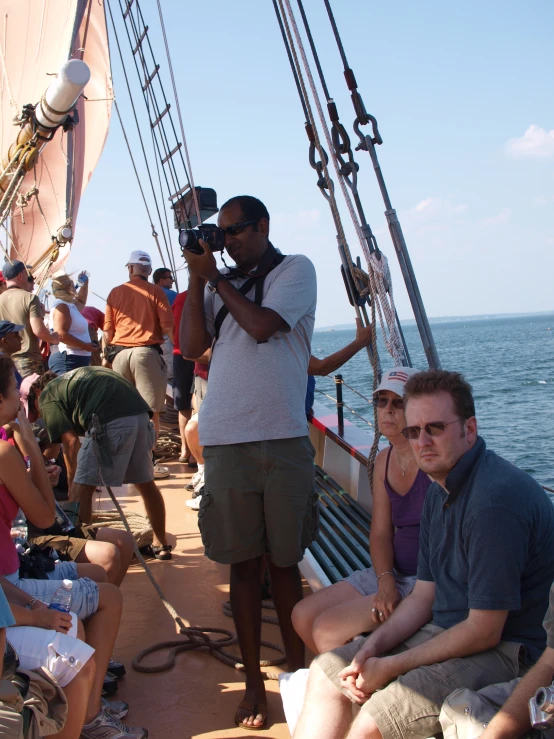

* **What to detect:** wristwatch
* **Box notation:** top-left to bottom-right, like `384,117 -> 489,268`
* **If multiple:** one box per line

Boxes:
25,598 -> 37,610
207,273 -> 223,294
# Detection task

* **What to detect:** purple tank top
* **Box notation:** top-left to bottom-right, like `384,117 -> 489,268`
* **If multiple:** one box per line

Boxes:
384,446 -> 430,576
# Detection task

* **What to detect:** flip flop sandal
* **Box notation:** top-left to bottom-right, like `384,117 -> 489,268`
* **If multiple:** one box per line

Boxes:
151,544 -> 173,561
235,700 -> 267,731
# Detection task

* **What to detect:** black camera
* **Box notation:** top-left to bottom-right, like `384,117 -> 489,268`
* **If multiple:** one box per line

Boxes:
178,224 -> 225,255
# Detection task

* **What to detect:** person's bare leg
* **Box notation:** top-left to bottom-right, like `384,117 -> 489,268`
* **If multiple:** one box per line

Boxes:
312,594 -> 381,653
68,483 -> 96,524
292,581 -> 364,655
185,420 -> 204,464
83,583 -> 123,723
51,655 -> 96,739
74,563 -> 108,583
95,527 -> 135,585
75,528 -> 134,586
178,409 -> 193,459
231,557 -> 266,729
267,560 -> 305,671
294,661 -> 352,739
134,480 -> 167,547
348,711 -> 382,739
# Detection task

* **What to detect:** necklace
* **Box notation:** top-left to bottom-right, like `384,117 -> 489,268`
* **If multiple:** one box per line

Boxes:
396,451 -> 414,476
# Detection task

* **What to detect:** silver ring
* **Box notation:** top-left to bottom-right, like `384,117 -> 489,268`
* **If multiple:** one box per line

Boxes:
379,612 -> 384,617
371,607 -> 377,613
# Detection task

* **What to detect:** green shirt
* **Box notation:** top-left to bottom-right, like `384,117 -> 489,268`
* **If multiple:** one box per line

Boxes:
39,366 -> 150,442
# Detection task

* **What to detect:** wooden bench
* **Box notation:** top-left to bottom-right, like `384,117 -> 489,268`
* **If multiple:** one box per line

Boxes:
307,465 -> 372,586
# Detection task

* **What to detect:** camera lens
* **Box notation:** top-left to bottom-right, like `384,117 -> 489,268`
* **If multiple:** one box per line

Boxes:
179,230 -> 193,249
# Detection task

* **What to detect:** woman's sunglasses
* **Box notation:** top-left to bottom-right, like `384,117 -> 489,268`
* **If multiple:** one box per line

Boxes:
373,395 -> 404,410
402,419 -> 461,440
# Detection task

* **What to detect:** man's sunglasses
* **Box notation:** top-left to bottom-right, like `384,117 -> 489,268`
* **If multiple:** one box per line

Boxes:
402,418 -> 461,440
27,274 -> 35,283
373,395 -> 404,410
222,219 -> 259,236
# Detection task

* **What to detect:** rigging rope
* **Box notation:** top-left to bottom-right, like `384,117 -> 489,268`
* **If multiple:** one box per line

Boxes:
281,0 -> 405,367
105,0 -> 173,269
113,99 -> 166,266
154,0 -> 201,227
90,419 -> 284,679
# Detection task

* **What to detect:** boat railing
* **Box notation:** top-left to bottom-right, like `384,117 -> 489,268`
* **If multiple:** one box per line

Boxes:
314,373 -> 375,431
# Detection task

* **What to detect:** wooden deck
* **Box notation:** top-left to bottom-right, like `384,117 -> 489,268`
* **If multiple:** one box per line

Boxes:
95,460 -> 299,739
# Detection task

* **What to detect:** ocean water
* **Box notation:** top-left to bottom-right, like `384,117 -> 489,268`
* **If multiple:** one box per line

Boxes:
312,314 -> 554,488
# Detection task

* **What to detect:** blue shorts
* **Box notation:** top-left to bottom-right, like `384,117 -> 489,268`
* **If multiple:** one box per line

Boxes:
5,561 -> 99,620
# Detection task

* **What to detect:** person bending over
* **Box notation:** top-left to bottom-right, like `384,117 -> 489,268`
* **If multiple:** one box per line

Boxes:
294,369 -> 554,739
181,194 -> 317,730
292,367 -> 429,654
35,366 -> 171,560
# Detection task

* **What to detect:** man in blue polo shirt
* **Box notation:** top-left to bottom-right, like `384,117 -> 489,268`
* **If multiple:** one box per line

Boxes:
294,369 -> 554,739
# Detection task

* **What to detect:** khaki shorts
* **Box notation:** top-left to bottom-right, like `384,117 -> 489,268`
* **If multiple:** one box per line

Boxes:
113,346 -> 167,412
193,375 -> 208,412
317,623 -> 525,739
74,413 -> 155,487
29,527 -> 96,561
199,436 -> 318,567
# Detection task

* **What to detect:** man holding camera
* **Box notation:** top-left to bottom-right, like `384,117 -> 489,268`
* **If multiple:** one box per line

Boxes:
180,195 -> 317,730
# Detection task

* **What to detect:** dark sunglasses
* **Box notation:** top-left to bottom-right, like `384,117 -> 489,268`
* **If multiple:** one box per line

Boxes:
27,275 -> 35,283
222,219 -> 259,236
402,418 -> 461,440
373,395 -> 404,410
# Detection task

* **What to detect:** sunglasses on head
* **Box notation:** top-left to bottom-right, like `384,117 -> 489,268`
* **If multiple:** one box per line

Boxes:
373,395 -> 404,410
222,219 -> 259,236
402,418 -> 462,440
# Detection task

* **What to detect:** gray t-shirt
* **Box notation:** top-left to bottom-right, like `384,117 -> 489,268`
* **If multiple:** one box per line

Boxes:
198,253 -> 317,446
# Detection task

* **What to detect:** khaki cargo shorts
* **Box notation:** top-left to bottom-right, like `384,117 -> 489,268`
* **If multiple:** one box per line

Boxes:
199,436 -> 318,567
113,346 -> 167,412
316,623 -> 525,739
74,413 -> 155,487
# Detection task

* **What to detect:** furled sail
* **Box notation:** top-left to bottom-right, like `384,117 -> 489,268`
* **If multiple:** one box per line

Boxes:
0,0 -> 112,276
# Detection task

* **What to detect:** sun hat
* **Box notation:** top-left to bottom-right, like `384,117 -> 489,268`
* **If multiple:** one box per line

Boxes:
373,367 -> 421,397
0,321 -> 24,339
126,250 -> 152,267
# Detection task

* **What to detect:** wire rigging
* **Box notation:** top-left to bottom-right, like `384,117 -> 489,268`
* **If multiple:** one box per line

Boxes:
105,0 -> 173,269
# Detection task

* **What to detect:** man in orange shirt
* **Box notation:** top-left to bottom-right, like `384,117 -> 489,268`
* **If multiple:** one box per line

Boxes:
104,251 -> 174,479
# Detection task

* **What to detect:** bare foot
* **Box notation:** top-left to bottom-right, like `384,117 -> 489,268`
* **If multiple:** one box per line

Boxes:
235,683 -> 267,730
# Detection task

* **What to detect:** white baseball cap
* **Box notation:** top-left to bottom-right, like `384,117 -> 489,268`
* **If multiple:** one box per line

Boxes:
126,250 -> 152,267
373,367 -> 421,397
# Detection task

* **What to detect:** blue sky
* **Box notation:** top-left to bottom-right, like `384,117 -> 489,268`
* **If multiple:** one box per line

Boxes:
69,0 -> 554,328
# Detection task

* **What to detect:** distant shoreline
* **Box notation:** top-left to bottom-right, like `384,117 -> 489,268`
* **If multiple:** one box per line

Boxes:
315,310 -> 554,333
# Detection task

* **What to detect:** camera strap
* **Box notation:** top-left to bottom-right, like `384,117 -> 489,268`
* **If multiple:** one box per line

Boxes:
213,243 -> 286,345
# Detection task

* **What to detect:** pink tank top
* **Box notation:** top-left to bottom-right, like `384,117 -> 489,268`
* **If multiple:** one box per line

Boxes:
0,481 -> 21,576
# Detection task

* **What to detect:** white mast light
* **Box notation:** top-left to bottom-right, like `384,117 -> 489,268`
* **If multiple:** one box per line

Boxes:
35,59 -> 91,130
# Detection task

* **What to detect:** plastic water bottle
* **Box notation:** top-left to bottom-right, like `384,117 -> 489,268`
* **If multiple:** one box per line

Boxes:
48,580 -> 73,613
10,510 -> 28,543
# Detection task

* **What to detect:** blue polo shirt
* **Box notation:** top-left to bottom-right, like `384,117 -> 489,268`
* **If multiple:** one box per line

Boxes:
162,287 -> 177,306
418,436 -> 554,664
